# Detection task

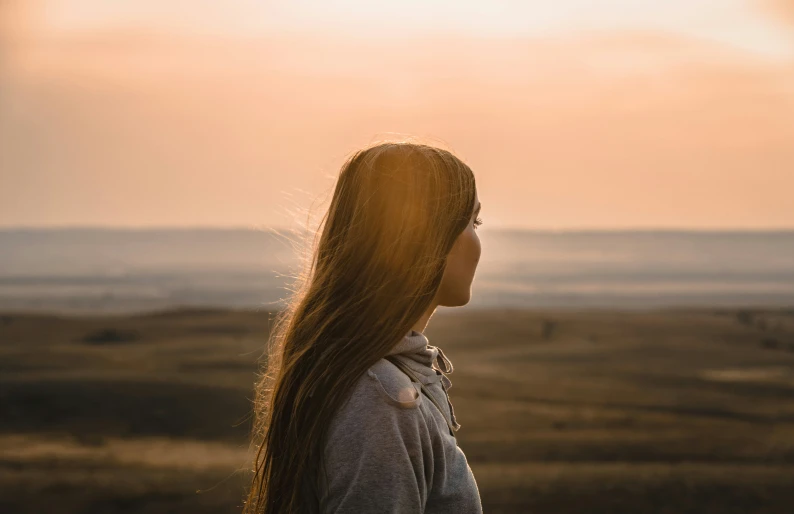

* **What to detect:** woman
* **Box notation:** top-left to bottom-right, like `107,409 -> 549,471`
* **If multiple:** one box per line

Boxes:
244,141 -> 484,513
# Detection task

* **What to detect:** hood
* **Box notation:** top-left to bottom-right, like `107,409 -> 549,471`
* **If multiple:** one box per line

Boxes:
386,329 -> 461,431
386,329 -> 454,389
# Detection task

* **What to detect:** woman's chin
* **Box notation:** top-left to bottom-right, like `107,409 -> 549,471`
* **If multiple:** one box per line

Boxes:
439,290 -> 472,308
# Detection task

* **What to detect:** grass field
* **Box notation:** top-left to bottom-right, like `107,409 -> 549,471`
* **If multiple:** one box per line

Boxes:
1,306 -> 793,513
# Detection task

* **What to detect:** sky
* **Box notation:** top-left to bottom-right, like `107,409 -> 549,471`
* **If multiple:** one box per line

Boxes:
1,0 -> 793,230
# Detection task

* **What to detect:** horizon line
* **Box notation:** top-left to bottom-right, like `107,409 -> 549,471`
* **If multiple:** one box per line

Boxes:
2,225 -> 794,234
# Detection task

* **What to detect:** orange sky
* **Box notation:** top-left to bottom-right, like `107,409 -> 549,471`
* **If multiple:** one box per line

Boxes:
1,1 -> 793,229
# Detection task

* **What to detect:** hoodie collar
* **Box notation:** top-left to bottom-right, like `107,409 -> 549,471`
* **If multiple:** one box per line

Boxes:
386,329 -> 454,388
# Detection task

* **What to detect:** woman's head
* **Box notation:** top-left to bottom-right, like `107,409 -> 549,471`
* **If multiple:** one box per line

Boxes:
315,141 -> 480,315
244,141 -> 479,513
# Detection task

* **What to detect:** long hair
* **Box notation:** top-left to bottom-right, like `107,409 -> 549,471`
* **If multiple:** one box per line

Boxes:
243,140 -> 477,514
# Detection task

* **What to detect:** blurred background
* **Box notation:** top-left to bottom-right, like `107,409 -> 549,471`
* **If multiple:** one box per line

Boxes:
1,1 -> 793,513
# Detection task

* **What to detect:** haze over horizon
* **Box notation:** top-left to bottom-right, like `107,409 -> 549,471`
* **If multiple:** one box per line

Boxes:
2,0 -> 793,230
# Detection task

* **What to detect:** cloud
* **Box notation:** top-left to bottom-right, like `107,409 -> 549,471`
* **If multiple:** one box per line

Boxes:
2,30 -> 793,227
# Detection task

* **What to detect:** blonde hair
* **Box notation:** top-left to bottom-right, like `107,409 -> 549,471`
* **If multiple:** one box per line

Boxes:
244,141 -> 477,513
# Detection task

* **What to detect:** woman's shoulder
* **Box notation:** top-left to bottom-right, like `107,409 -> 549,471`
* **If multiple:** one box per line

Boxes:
326,359 -> 423,431
319,362 -> 437,512
364,358 -> 423,407
324,358 -> 430,453
325,358 -> 433,447
329,358 -> 423,416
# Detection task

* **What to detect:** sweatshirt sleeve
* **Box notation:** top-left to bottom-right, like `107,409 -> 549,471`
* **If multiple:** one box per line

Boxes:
319,372 -> 434,514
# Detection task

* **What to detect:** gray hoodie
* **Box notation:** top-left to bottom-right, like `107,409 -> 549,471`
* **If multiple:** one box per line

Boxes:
316,329 -> 483,513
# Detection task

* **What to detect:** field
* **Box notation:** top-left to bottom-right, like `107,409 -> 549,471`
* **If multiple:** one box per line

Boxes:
2,307 -> 794,513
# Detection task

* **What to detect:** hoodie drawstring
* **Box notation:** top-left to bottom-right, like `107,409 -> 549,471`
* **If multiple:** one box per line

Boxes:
433,346 -> 454,374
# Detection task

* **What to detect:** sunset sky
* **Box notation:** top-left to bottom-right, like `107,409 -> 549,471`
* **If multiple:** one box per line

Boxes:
1,0 -> 792,230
